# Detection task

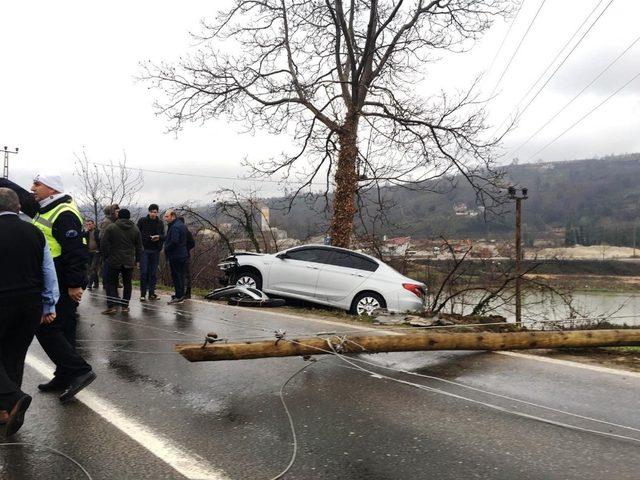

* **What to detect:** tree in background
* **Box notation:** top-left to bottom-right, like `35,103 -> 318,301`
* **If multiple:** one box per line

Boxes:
142,0 -> 513,247
179,188 -> 281,255
74,149 -> 144,221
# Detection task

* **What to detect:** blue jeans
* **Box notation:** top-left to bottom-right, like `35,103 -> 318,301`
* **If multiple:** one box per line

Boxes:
140,250 -> 160,297
169,257 -> 187,299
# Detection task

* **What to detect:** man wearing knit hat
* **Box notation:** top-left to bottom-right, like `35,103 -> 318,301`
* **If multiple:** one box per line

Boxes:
28,172 -> 96,402
100,208 -> 142,314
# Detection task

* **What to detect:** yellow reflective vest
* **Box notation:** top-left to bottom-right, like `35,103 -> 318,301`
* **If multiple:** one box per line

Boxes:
32,199 -> 85,258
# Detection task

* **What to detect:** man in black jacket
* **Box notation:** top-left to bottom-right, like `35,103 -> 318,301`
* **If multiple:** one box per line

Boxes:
164,209 -> 189,304
1,173 -> 96,403
100,209 -> 142,314
179,217 -> 196,299
137,204 -> 164,301
0,188 -> 59,436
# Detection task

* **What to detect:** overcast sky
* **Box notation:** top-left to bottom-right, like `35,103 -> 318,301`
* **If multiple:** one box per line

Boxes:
1,0 -> 639,205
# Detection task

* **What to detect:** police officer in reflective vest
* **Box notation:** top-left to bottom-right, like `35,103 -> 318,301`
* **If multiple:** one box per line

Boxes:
29,173 -> 96,402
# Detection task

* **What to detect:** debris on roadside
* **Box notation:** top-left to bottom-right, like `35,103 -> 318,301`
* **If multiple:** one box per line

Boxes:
204,285 -> 286,308
371,308 -> 515,332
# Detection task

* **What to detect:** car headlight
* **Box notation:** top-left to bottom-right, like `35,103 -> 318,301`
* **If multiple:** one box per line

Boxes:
218,261 -> 237,271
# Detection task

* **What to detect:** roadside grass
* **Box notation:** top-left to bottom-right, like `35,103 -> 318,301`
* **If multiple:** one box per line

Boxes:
605,346 -> 640,353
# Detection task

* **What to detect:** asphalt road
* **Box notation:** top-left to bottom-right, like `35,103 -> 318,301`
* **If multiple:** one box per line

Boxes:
1,291 -> 639,480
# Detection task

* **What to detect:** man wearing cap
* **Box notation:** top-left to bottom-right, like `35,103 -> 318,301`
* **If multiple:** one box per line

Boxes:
28,173 -> 96,402
100,208 -> 142,314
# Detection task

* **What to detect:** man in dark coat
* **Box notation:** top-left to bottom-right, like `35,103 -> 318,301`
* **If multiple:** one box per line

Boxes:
179,216 -> 196,299
99,204 -> 119,289
163,209 -> 188,304
0,174 -> 96,403
83,219 -> 100,290
100,208 -> 142,314
137,204 -> 164,301
0,188 -> 59,436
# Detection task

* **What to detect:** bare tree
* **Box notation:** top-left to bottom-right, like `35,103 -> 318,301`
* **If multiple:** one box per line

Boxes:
74,150 -> 144,220
74,150 -> 104,222
142,0 -> 514,248
179,188 -> 281,255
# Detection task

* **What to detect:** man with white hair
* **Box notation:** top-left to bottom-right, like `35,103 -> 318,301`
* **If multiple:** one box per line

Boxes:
1,173 -> 96,403
0,187 -> 58,436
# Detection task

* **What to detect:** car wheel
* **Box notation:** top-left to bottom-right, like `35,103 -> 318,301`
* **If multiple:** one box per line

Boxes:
234,271 -> 263,290
350,292 -> 386,316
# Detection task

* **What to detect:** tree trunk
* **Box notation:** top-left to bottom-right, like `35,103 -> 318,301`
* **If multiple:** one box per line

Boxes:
330,117 -> 359,247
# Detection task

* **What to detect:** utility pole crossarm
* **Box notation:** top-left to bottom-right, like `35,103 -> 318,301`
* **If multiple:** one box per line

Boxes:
2,146 -> 19,179
175,329 -> 640,362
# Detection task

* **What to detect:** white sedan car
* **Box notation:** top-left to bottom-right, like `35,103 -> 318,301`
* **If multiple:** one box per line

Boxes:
218,245 -> 426,315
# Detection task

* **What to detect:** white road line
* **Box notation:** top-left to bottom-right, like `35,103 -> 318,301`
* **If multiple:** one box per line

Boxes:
195,299 -> 640,378
496,351 -> 640,379
25,354 -> 229,480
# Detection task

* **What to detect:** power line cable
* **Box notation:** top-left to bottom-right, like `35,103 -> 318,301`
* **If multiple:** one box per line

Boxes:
526,69 -> 640,161
497,0 -> 615,140
509,31 -> 640,157
0,443 -> 93,479
485,0 -> 528,77
493,0 -> 608,135
317,338 -> 640,444
87,161 -> 327,187
490,0 -> 549,97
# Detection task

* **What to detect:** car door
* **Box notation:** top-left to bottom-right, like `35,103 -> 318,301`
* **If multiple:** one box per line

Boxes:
315,250 -> 379,303
266,247 -> 333,299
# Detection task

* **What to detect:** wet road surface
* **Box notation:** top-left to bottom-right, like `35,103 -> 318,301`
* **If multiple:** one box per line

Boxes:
1,291 -> 639,479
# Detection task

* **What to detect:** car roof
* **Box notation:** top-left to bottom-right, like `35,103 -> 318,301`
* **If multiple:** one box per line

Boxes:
285,244 -> 381,264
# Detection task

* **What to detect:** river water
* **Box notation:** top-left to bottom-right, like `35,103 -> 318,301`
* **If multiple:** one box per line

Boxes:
450,290 -> 640,328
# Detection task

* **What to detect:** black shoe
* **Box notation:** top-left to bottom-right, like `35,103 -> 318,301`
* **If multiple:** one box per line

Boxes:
38,378 -> 69,392
167,297 -> 184,305
5,395 -> 31,437
87,286 -> 93,291
60,371 -> 97,404
148,294 -> 159,301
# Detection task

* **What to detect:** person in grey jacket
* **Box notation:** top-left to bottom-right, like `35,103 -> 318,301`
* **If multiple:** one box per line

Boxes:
100,209 -> 142,314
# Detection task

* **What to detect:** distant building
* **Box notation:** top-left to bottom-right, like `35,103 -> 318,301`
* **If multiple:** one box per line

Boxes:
260,206 -> 270,231
454,202 -> 482,217
381,236 -> 411,257
453,202 -> 468,215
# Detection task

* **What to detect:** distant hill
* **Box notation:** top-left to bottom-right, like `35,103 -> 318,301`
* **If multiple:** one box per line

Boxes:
268,153 -> 640,246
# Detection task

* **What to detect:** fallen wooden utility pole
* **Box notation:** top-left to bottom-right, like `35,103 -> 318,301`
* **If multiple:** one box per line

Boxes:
175,329 -> 640,362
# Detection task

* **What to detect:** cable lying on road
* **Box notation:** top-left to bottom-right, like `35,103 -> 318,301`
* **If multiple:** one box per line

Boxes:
281,337 -> 640,445
85,291 -> 278,339
0,442 -> 93,480
268,359 -> 321,480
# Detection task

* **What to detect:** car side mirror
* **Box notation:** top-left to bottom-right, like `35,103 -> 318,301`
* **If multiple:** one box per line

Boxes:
276,252 -> 288,259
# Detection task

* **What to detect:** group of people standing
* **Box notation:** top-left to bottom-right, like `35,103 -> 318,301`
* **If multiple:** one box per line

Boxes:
0,172 -> 194,438
91,203 -> 195,314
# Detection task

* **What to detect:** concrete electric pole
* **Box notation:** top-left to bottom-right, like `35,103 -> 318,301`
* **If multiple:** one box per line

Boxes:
508,186 -> 528,326
2,146 -> 19,179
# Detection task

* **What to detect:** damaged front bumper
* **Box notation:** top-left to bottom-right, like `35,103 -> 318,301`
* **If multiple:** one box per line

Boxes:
217,257 -> 238,286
